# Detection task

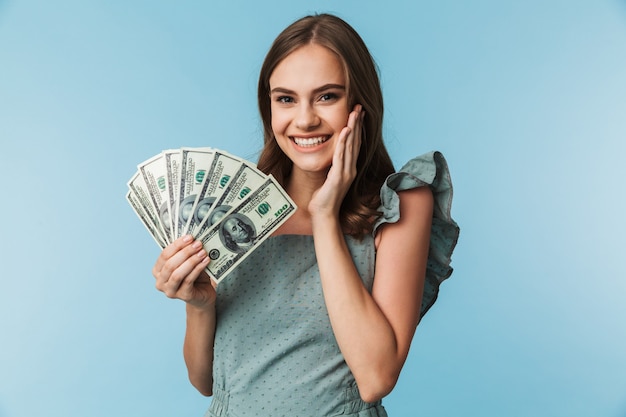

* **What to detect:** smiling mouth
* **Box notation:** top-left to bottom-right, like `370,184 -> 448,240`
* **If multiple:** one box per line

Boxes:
291,136 -> 330,147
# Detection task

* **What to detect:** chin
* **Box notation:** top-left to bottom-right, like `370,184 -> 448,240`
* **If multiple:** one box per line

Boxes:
290,153 -> 333,173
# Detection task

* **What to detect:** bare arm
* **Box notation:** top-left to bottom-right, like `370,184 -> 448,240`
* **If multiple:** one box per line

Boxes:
310,106 -> 432,402
313,188 -> 432,402
183,302 -> 216,396
153,235 -> 216,396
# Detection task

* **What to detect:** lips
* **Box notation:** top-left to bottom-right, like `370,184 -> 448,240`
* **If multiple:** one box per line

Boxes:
291,136 -> 330,147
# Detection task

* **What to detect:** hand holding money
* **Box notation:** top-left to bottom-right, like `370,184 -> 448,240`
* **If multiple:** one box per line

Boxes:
152,235 -> 217,309
127,148 -> 297,283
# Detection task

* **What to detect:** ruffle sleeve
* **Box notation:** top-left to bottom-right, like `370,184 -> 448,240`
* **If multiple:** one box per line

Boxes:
373,151 -> 460,318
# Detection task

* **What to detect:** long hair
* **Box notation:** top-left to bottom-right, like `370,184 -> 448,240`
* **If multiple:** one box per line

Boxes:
257,14 -> 395,238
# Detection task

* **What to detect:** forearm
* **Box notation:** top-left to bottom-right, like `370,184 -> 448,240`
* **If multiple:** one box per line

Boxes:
312,216 -> 401,401
183,303 -> 216,396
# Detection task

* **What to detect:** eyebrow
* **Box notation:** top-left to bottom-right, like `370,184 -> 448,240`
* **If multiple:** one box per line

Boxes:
270,83 -> 346,95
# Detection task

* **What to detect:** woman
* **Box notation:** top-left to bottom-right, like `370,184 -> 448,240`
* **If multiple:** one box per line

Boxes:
152,13 -> 459,417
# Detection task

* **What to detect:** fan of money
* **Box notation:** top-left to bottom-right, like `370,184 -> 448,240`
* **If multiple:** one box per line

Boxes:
126,147 -> 297,283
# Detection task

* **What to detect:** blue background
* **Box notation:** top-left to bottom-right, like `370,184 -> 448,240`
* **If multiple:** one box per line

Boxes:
1,1 -> 625,416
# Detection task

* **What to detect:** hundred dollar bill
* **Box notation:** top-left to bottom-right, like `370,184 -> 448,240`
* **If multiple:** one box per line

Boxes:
127,171 -> 167,243
162,149 -> 182,241
184,150 -> 243,237
126,190 -> 167,248
175,147 -> 216,239
194,162 -> 269,239
199,176 -> 296,283
138,152 -> 174,244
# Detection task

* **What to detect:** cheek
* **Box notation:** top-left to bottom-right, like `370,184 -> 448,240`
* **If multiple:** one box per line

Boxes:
320,107 -> 350,130
270,106 -> 288,133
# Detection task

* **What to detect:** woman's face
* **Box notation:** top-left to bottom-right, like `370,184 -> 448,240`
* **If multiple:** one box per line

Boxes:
269,44 -> 350,176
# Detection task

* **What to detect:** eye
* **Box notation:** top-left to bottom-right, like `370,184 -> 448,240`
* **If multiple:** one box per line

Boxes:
276,95 -> 294,104
319,93 -> 338,102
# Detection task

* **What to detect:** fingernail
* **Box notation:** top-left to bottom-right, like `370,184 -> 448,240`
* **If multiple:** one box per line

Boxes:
192,240 -> 202,249
183,235 -> 192,242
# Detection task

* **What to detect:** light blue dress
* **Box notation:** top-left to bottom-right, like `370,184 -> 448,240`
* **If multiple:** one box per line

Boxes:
205,152 -> 459,417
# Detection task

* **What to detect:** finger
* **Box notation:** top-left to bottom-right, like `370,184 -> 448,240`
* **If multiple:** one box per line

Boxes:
155,239 -> 204,289
331,126 -> 351,177
178,257 -> 212,299
194,271 -> 214,286
183,253 -> 211,286
160,239 -> 205,282
351,109 -> 364,167
159,244 -> 208,297
355,108 -> 365,153
153,235 -> 195,276
333,105 -> 361,171
343,109 -> 361,176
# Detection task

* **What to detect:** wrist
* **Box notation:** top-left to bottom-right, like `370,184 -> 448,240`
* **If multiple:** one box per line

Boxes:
186,301 -> 216,317
311,211 -> 342,235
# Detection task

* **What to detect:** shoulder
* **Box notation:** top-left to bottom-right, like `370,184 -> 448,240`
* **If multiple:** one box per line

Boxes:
371,151 -> 460,318
374,186 -> 433,250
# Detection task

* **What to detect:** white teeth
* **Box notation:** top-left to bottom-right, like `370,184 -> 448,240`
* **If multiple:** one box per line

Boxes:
292,136 -> 328,147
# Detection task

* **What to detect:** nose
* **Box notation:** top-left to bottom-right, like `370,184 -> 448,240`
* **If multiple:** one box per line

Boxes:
295,103 -> 320,130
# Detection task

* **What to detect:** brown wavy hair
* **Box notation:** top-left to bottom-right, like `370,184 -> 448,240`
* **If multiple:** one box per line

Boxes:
257,14 -> 395,238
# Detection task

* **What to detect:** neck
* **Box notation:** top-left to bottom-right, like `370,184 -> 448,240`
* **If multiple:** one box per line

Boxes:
285,167 -> 328,213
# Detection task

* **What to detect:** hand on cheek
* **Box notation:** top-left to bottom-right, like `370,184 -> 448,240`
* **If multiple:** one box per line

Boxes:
309,104 -> 364,217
